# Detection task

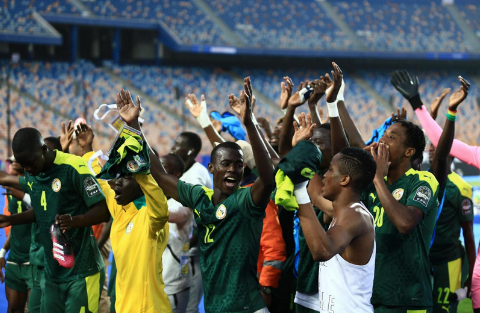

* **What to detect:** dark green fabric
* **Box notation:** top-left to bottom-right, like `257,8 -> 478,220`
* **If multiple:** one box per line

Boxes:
7,195 -> 32,263
275,140 -> 322,185
97,126 -> 150,180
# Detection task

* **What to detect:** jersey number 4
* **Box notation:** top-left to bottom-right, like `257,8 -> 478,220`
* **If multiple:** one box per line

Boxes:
40,191 -> 47,211
204,224 -> 215,243
372,206 -> 384,227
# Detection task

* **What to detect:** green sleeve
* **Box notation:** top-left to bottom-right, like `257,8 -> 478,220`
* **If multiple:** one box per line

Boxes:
236,187 -> 265,220
18,176 -> 29,193
406,175 -> 438,215
177,180 -> 208,211
71,167 -> 105,208
458,194 -> 474,223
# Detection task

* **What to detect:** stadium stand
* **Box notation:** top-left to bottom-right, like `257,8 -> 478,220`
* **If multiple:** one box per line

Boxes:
1,0 -> 49,35
35,0 -> 80,15
81,0 -> 235,45
205,0 -> 354,50
457,0 -> 480,37
330,0 -> 476,52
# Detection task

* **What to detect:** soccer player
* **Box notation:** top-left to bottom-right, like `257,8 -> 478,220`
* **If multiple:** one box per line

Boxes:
0,127 -> 109,313
333,65 -> 440,312
75,115 -> 171,312
171,131 -> 211,313
120,78 -> 274,312
0,159 -> 33,313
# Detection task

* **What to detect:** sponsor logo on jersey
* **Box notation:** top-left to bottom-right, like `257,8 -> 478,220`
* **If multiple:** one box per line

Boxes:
413,186 -> 431,207
215,204 -> 227,220
126,221 -> 134,234
301,167 -> 315,179
52,178 -> 62,192
27,182 -> 34,190
369,193 -> 376,202
126,160 -> 140,173
84,177 -> 101,197
392,188 -> 404,201
462,198 -> 472,215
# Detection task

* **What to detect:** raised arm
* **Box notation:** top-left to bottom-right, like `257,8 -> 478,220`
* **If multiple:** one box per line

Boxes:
278,77 -> 300,157
431,77 -> 470,187
186,94 -> 225,147
241,77 -> 275,207
116,89 -> 180,201
391,70 -> 480,169
307,75 -> 331,128
135,174 -> 169,235
326,62 -> 349,154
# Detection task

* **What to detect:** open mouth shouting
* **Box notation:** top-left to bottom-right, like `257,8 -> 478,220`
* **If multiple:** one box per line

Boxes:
224,176 -> 238,189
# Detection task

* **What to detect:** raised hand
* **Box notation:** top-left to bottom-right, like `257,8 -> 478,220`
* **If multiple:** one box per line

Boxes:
185,94 -> 205,118
292,113 -> 317,147
430,88 -> 451,119
448,76 -> 470,111
308,79 -> 327,106
59,120 -> 75,153
288,80 -> 309,108
390,70 -> 419,100
371,142 -> 390,179
391,107 -> 407,121
325,62 -> 343,103
116,89 -> 141,126
319,107 -> 329,124
239,77 -> 254,126
75,123 -> 94,152
280,77 -> 294,110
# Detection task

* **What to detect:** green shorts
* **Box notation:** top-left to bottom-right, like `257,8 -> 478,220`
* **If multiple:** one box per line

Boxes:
432,257 -> 468,313
43,269 -> 105,313
374,305 -> 433,313
4,262 -> 33,293
28,265 -> 46,313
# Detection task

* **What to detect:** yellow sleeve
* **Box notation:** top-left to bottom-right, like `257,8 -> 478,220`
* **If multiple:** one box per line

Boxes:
134,174 -> 169,235
82,152 -> 122,219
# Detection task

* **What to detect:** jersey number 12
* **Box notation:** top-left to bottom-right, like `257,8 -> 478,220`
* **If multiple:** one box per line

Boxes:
204,224 -> 215,243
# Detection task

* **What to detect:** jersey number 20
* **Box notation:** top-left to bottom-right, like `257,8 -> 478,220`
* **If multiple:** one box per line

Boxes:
372,206 -> 384,227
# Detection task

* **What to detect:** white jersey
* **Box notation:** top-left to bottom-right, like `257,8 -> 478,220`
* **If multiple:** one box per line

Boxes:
318,202 -> 375,313
179,162 -> 212,257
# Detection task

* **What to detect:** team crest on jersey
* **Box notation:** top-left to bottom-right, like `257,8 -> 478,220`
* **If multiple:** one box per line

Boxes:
126,221 -> 134,234
462,199 -> 472,215
215,204 -> 227,220
126,160 -> 140,173
392,188 -> 404,201
52,178 -> 61,192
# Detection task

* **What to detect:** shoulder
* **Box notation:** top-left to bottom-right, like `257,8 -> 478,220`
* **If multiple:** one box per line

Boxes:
337,204 -> 373,231
447,172 -> 473,199
181,162 -> 211,186
405,168 -> 439,193
54,151 -> 91,176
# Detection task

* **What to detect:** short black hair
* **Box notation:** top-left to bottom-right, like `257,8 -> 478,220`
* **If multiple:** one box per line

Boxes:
317,123 -> 350,141
44,136 -> 62,151
12,128 -> 43,154
180,132 -> 202,157
210,141 -> 243,162
394,119 -> 426,161
337,147 -> 377,194
168,153 -> 186,176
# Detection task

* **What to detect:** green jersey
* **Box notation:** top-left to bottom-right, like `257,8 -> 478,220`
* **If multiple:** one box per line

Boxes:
361,168 -> 439,307
177,181 -> 266,313
19,151 -> 105,283
297,208 -> 328,293
430,172 -> 474,264
7,195 -> 31,264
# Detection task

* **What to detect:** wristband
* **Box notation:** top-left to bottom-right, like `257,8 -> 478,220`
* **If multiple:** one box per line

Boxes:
327,101 -> 339,118
446,109 -> 457,121
23,193 -> 31,206
337,79 -> 345,102
0,248 -> 6,258
294,181 -> 310,205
